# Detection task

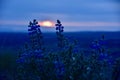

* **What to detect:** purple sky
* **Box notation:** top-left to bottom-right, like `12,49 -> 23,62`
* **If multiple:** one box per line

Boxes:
0,0 -> 120,32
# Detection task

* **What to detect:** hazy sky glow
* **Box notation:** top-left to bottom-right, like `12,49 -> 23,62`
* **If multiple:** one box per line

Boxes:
0,0 -> 120,32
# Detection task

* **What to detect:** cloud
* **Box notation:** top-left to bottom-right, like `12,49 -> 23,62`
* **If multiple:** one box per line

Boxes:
31,12 -> 120,22
63,21 -> 120,27
0,20 -> 27,25
0,20 -> 119,27
0,20 -> 119,32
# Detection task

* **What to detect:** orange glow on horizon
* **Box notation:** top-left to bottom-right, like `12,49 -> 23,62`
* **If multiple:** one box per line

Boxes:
39,21 -> 54,27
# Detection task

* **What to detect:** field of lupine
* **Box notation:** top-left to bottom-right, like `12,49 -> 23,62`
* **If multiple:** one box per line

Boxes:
0,19 -> 120,80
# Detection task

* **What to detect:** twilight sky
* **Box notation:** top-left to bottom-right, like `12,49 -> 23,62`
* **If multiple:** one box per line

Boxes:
0,0 -> 120,32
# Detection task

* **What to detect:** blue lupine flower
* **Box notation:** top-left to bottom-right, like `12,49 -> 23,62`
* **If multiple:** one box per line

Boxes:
91,35 -> 106,52
16,57 -> 25,64
98,52 -> 114,65
37,28 -> 42,34
28,19 -> 43,50
17,49 -> 43,64
54,58 -> 65,79
31,25 -> 39,30
99,39 -> 106,45
28,29 -> 32,31
98,53 -> 108,60
33,50 -> 43,58
28,21 -> 33,27
73,46 -> 79,54
90,41 -> 101,50
28,30 -> 37,35
55,20 -> 64,33
55,20 -> 65,48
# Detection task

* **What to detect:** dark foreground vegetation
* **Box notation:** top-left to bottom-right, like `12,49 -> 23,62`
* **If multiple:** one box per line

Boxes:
0,19 -> 120,80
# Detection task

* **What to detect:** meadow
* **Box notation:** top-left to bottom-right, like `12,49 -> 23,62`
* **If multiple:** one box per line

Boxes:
0,32 -> 120,55
0,20 -> 120,80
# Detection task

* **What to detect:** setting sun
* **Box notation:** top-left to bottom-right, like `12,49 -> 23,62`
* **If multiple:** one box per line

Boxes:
39,21 -> 54,27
